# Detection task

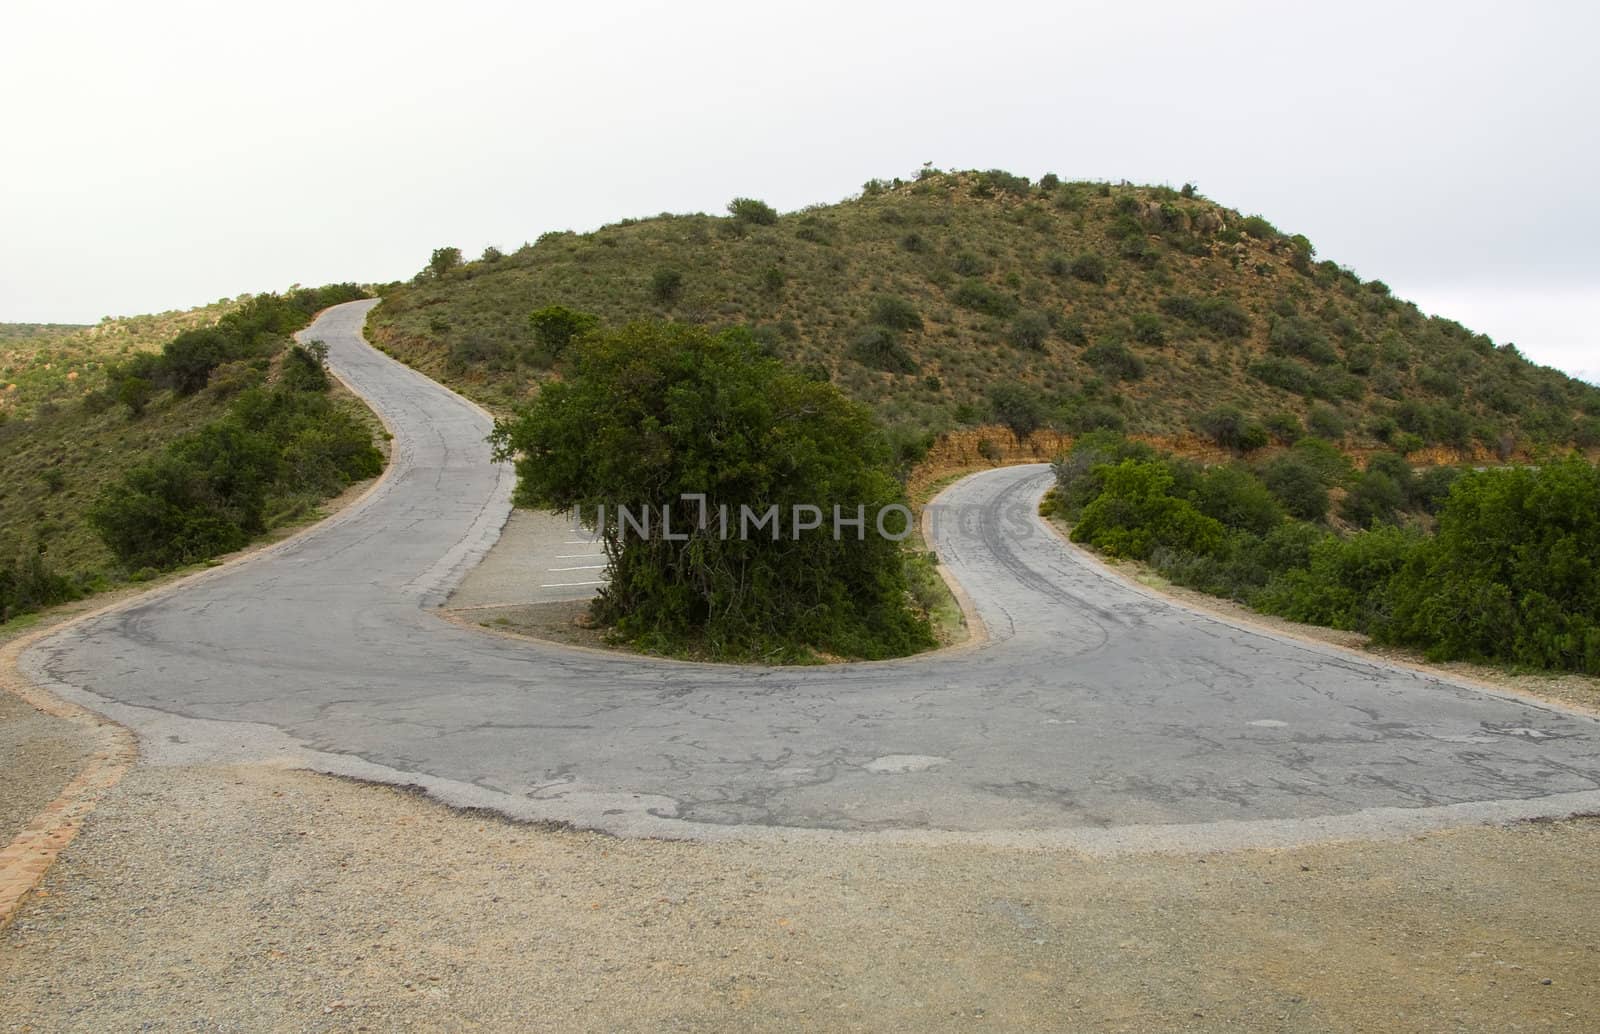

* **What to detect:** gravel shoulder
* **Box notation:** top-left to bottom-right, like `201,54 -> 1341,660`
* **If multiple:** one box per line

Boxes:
2,762 -> 1595,1032
0,693 -> 94,846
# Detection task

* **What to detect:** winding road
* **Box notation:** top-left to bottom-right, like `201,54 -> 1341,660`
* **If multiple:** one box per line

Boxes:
21,300 -> 1600,848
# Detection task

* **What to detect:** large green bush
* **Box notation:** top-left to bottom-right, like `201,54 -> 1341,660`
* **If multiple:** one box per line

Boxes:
1380,458 -> 1600,673
1048,432 -> 1600,674
89,354 -> 382,571
1071,459 -> 1225,560
490,322 -> 933,661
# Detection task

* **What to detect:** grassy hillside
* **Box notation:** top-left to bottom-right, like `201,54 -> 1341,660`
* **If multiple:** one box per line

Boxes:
1,300 -> 240,418
367,170 -> 1600,460
0,288 -> 381,624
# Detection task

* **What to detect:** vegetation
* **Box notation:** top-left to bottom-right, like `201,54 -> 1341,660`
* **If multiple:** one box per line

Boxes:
0,285 -> 380,626
489,321 -> 934,661
1046,432 -> 1600,675
367,172 -> 1600,461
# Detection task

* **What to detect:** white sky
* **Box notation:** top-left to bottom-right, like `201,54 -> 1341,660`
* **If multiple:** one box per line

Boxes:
3,0 -> 1595,382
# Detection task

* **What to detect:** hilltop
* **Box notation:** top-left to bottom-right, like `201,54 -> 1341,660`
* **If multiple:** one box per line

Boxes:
367,169 -> 1600,461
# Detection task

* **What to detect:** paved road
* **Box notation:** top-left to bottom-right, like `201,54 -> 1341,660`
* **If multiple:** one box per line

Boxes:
21,300 -> 1600,847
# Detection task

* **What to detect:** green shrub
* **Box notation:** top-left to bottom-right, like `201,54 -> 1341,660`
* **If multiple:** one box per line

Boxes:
115,375 -> 153,417
871,296 -> 923,332
0,544 -> 81,624
1063,402 -> 1126,433
1068,253 -> 1109,284
727,197 -> 779,225
849,325 -> 918,374
1048,432 -> 1158,519
1195,405 -> 1267,453
1379,459 -> 1600,673
1009,311 -> 1051,351
1268,317 -> 1338,365
950,280 -> 1017,317
1071,459 -> 1225,560
280,343 -> 330,393
1129,312 -> 1166,346
1340,470 -> 1405,527
1158,295 -> 1251,338
951,251 -> 990,276
971,169 -> 1031,196
1083,338 -> 1145,381
1306,404 -> 1347,440
89,386 -> 381,571
528,305 -> 600,365
427,247 -> 462,278
1248,356 -> 1322,397
1260,454 -> 1331,521
650,268 -> 684,305
1191,464 -> 1283,535
989,384 -> 1048,440
1239,215 -> 1279,240
489,321 -> 933,661
1264,410 -> 1303,444
1256,524 -> 1422,630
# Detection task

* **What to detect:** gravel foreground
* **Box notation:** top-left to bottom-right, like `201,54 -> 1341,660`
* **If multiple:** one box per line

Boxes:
2,765 -> 1596,1033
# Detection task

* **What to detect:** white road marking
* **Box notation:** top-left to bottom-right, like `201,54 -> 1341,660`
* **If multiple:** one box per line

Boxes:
550,564 -> 606,572
554,553 -> 604,559
540,580 -> 605,588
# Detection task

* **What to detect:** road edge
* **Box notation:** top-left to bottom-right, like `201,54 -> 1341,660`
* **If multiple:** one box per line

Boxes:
1034,506 -> 1600,723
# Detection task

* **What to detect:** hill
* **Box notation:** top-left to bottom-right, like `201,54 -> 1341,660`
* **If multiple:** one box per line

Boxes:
366,170 -> 1600,462
1,300 -> 241,419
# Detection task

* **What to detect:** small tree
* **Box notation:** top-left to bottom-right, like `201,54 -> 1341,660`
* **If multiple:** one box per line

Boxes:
489,322 -> 932,660
727,197 -> 779,225
528,306 -> 599,364
1068,252 -> 1109,285
870,296 -> 923,332
116,375 -> 153,417
428,247 -> 463,279
1196,405 -> 1267,453
651,268 -> 684,306
1009,311 -> 1051,351
988,383 -> 1047,441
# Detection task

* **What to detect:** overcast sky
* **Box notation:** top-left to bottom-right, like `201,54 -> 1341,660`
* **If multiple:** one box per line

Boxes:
4,0 -> 1595,382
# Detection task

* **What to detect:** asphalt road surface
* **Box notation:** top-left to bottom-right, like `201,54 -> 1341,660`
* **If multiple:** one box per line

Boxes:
21,300 -> 1600,847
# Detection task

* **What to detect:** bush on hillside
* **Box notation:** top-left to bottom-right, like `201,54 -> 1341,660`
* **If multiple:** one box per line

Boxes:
1068,252 -> 1109,284
871,296 -> 923,332
1339,469 -> 1405,527
528,305 -> 600,366
90,383 -> 381,571
1082,338 -> 1145,381
727,197 -> 779,225
1158,295 -> 1251,338
849,325 -> 918,374
950,279 -> 1018,317
989,383 -> 1048,440
1260,454 -> 1331,521
1195,405 -> 1268,453
1009,310 -> 1051,351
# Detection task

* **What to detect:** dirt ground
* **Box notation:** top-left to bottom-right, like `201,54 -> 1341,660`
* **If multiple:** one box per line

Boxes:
1,762 -> 1596,1033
